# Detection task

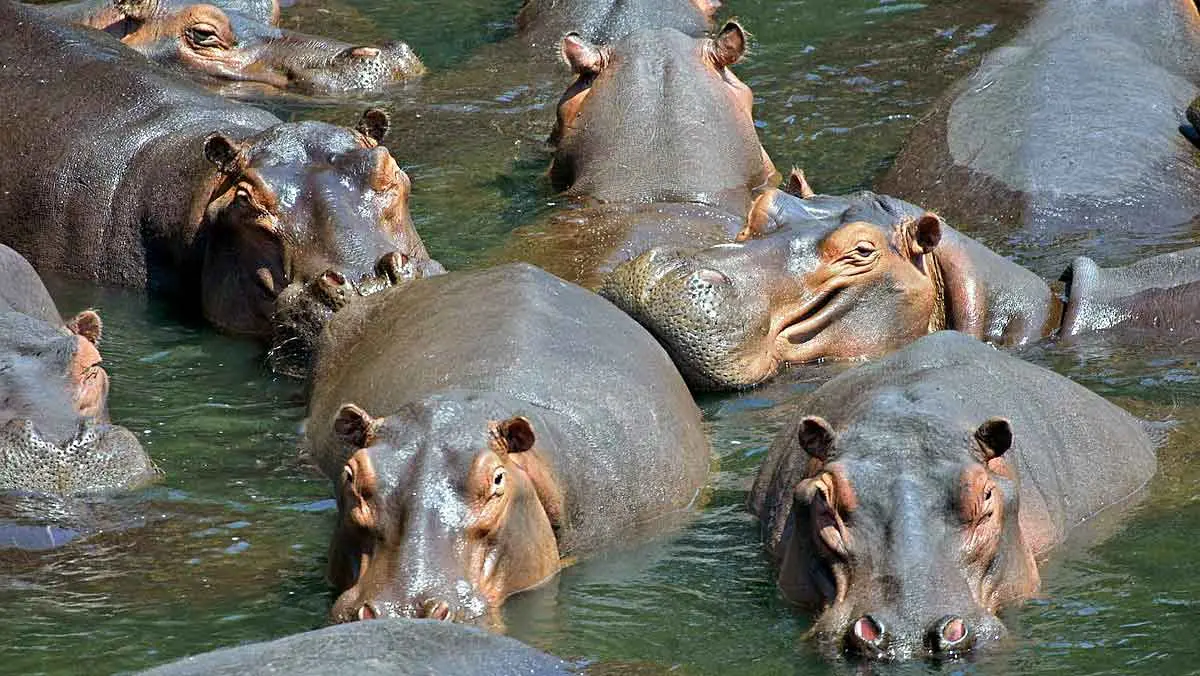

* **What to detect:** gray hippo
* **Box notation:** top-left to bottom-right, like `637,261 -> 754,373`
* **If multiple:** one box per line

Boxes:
0,245 -> 156,496
603,184 -> 1200,390
0,2 -> 441,351
877,0 -> 1200,262
137,618 -> 571,675
516,0 -> 717,48
496,22 -> 777,289
749,331 -> 1156,660
305,264 -> 710,623
32,0 -> 424,95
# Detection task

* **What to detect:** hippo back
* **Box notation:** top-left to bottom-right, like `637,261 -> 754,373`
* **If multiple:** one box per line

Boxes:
307,264 -> 710,546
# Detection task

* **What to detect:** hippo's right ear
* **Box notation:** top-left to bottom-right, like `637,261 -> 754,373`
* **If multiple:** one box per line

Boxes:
797,416 -> 835,462
356,109 -> 390,145
906,213 -> 942,256
66,310 -> 103,346
489,416 -> 536,455
334,404 -> 378,449
112,0 -> 153,19
561,33 -> 604,75
785,167 -> 816,199
974,417 -> 1013,461
710,21 -> 747,69
203,134 -> 246,175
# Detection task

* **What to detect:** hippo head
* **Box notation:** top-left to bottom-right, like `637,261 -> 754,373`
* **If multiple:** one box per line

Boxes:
108,0 -> 424,95
326,399 -> 562,624
601,187 -> 943,390
778,415 -> 1038,660
198,109 -> 442,338
549,22 -> 776,215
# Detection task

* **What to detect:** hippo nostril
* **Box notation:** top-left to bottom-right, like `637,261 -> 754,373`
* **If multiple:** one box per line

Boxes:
845,614 -> 890,659
927,615 -> 974,654
357,603 -> 377,621
374,251 -> 410,285
855,615 -> 883,644
421,599 -> 451,621
321,270 -> 346,287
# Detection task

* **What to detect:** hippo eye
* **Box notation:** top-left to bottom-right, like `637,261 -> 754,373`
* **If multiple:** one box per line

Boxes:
491,467 -> 506,495
852,241 -> 877,257
186,24 -> 224,48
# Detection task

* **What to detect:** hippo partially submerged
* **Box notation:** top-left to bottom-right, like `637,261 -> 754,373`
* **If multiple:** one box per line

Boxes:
305,264 -> 710,623
34,0 -> 424,95
0,3 -> 441,353
603,184 -> 1200,390
877,0 -> 1200,260
516,0 -> 717,48
499,22 -> 777,289
0,245 -> 156,496
750,331 -> 1156,660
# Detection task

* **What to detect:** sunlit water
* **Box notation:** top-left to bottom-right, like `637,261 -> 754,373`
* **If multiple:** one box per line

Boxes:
5,0 -> 1200,674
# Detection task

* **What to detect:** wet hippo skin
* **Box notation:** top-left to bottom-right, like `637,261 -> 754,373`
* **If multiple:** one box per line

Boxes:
878,0 -> 1200,258
516,0 -> 717,48
750,331 -> 1156,660
496,22 -> 777,289
136,618 -> 572,675
305,264 -> 710,623
31,0 -> 424,95
0,245 -> 156,496
604,186 -> 1200,390
0,1 -> 441,344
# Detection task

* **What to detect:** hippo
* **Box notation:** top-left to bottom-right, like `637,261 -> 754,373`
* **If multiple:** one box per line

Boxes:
516,0 -> 717,48
0,2 -> 441,352
33,0 -> 425,95
749,331 -> 1156,660
877,0 -> 1200,264
305,264 -> 710,623
137,619 -> 572,675
0,245 -> 156,496
497,22 -> 777,289
603,183 -> 1200,390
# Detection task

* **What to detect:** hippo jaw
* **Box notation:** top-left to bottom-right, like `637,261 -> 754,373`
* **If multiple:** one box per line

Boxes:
326,402 -> 562,625
0,418 -> 158,496
197,112 -> 438,339
780,417 -> 1038,661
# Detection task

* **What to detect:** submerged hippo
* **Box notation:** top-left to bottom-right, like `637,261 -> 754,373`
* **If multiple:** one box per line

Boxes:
516,0 -> 717,48
34,0 -> 424,95
877,0 -> 1200,261
603,184 -> 1200,390
750,331 -> 1156,660
137,618 -> 571,675
0,3 -> 441,350
0,245 -> 156,496
305,264 -> 709,623
497,22 -> 777,289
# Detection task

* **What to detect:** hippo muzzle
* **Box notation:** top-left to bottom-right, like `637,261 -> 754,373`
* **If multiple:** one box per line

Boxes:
0,418 -> 158,496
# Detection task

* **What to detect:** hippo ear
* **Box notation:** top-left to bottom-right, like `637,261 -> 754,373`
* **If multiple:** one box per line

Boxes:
561,33 -> 604,75
356,109 -> 390,144
66,310 -> 103,346
334,404 -> 377,449
490,416 -> 536,454
907,213 -> 942,256
974,417 -> 1013,461
786,167 -> 815,199
797,416 -> 835,462
203,133 -> 246,175
710,21 -> 747,69
113,0 -> 152,19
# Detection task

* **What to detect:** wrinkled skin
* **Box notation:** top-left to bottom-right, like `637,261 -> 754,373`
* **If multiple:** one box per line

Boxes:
306,265 -> 709,623
137,618 -> 571,676
35,0 -> 424,95
0,4 -> 440,350
0,245 -> 156,496
749,331 -> 1156,660
878,0 -> 1200,255
498,23 -> 777,289
516,0 -> 717,48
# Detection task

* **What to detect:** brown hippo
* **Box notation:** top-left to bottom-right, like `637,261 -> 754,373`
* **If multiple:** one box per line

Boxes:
0,2 -> 441,351
516,0 -> 717,48
305,264 -> 710,623
0,245 -> 157,496
877,0 -> 1200,265
750,331 -> 1156,660
33,0 -> 425,95
603,183 -> 1200,390
497,22 -> 777,289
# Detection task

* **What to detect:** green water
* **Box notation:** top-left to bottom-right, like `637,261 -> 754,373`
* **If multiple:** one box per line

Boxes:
6,0 -> 1200,674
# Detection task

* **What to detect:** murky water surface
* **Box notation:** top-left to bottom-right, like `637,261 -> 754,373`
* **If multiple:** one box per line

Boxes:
5,0 -> 1200,674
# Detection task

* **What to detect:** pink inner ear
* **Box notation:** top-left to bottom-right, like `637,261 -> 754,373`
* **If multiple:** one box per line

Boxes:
561,35 -> 602,74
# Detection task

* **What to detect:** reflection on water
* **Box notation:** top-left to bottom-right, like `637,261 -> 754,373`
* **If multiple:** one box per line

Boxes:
6,0 -> 1200,674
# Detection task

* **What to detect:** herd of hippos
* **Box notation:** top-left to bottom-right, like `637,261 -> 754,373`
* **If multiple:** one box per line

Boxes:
1,0 -> 1199,669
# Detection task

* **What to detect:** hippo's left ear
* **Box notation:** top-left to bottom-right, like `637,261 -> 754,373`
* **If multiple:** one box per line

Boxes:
66,310 -> 103,346
203,133 -> 246,175
490,416 -> 536,455
356,109 -> 390,145
797,416 -> 835,462
334,403 -> 378,449
974,417 -> 1013,461
561,33 -> 605,75
906,213 -> 942,256
710,21 -> 747,69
